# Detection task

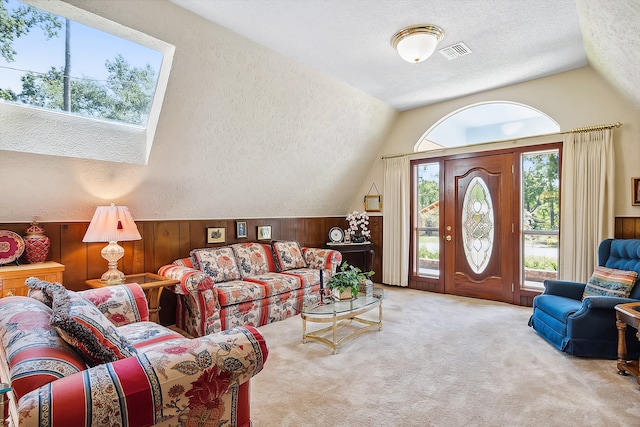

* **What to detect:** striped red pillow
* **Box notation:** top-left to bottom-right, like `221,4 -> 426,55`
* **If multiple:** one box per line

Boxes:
582,266 -> 638,299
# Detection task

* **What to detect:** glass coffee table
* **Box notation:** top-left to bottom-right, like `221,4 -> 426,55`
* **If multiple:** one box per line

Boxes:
299,287 -> 384,354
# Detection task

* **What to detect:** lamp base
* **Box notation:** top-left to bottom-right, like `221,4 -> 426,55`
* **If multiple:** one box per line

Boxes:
100,241 -> 126,285
100,269 -> 126,285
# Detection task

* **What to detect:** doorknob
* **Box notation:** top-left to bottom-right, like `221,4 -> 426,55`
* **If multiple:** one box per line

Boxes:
445,235 -> 452,241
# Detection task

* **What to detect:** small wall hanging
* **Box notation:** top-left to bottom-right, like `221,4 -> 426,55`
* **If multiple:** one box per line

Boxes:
236,221 -> 248,239
632,177 -> 640,206
364,182 -> 382,212
257,225 -> 272,240
207,227 -> 226,244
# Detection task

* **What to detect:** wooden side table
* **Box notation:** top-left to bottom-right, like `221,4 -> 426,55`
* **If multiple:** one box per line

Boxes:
615,301 -> 640,383
326,242 -> 374,272
86,272 -> 178,324
0,261 -> 65,297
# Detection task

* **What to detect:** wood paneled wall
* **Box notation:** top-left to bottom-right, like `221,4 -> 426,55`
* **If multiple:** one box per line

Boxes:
0,216 -> 383,291
615,217 -> 640,239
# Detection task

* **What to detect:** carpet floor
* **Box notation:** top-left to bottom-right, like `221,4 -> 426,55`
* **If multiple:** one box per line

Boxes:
250,285 -> 640,426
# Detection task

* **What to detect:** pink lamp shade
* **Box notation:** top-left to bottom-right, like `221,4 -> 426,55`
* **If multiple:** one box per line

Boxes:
83,204 -> 141,284
83,205 -> 142,243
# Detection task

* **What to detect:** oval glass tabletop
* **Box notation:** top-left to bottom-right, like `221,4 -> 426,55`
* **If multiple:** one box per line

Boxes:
300,288 -> 384,315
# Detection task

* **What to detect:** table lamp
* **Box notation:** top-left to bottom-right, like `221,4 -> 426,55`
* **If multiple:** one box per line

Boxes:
83,204 -> 142,284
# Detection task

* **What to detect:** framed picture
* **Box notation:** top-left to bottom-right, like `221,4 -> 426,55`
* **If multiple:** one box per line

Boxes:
364,195 -> 382,212
257,225 -> 272,240
207,227 -> 226,244
236,221 -> 247,239
633,178 -> 640,206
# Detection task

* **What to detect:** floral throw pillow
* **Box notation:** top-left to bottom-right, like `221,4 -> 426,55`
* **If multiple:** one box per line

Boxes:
582,266 -> 638,299
79,283 -> 149,326
231,243 -> 270,277
49,287 -> 138,366
191,247 -> 242,283
271,241 -> 307,271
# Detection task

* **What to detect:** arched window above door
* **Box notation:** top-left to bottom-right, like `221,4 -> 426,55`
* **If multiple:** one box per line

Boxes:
415,101 -> 560,151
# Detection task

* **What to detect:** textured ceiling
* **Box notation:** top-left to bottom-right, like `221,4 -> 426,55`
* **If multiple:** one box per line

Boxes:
170,0 -> 640,112
576,0 -> 640,111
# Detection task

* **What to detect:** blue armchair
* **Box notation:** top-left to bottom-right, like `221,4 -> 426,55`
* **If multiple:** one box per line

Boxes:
528,238 -> 640,358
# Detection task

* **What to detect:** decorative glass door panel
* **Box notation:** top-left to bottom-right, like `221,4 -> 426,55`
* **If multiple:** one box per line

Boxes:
462,176 -> 494,274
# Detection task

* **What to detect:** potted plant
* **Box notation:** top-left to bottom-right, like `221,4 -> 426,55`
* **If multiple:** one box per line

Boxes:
327,262 -> 374,300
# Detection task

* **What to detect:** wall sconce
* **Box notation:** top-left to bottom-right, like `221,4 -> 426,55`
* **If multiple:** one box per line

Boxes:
82,204 -> 141,284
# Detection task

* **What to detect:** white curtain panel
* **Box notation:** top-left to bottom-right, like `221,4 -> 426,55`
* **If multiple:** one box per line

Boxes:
559,129 -> 614,282
382,156 -> 410,286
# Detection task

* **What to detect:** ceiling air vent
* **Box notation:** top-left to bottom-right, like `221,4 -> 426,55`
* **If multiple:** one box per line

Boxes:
439,42 -> 472,60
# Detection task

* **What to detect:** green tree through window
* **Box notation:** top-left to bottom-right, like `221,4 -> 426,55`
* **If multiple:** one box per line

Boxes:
522,150 -> 560,287
0,0 -> 160,126
523,152 -> 559,231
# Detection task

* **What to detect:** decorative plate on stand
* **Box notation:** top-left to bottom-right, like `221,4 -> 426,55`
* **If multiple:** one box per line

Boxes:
328,227 -> 345,243
0,230 -> 25,265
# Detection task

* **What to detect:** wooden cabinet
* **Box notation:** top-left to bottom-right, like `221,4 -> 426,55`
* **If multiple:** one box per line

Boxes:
326,242 -> 375,273
0,262 -> 65,297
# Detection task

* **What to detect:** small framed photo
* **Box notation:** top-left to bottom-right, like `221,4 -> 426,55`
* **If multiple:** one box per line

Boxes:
257,225 -> 272,240
632,178 -> 640,206
236,221 -> 247,239
364,195 -> 382,212
207,227 -> 226,244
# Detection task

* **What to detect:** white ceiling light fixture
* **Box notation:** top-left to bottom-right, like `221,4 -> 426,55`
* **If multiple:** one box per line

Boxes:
391,24 -> 445,64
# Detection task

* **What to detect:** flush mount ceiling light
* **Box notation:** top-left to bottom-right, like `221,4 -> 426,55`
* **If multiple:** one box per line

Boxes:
391,24 -> 444,63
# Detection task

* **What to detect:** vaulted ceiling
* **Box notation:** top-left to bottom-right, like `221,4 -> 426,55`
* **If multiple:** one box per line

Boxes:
170,0 -> 640,112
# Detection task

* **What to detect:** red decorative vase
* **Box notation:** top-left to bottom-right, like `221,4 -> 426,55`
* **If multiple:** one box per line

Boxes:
24,221 -> 50,263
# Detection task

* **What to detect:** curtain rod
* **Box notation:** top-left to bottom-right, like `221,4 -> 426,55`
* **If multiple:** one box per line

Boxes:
380,121 -> 623,160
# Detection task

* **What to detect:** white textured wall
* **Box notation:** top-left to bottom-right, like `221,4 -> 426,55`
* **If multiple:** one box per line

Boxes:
0,0 -> 396,222
0,103 -> 148,164
351,67 -> 640,218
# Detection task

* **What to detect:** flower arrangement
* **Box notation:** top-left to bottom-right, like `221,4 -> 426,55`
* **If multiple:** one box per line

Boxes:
346,211 -> 370,242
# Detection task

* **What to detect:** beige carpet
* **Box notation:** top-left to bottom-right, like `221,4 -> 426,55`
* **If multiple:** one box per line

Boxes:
250,285 -> 640,426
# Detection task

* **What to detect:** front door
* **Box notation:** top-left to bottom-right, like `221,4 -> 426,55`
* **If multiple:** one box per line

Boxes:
443,154 -> 514,302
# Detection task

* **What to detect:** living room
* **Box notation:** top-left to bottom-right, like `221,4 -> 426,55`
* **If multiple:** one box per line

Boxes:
1,0 -> 640,426
1,0 -> 639,289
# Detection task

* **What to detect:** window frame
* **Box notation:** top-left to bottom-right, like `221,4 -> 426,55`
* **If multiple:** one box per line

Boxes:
518,146 -> 562,292
0,0 -> 175,164
412,161 -> 441,279
415,101 -> 560,152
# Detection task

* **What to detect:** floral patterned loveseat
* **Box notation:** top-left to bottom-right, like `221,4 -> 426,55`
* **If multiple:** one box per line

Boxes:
0,279 -> 268,427
158,241 -> 342,337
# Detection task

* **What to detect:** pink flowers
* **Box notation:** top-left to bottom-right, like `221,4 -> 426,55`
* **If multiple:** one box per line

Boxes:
218,256 -> 232,267
90,289 -> 114,306
162,340 -> 199,355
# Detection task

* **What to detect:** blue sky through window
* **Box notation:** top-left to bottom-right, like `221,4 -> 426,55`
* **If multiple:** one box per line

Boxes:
0,0 -> 163,124
416,102 -> 560,151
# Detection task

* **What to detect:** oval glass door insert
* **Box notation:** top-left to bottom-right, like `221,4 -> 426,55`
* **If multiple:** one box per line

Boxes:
462,176 -> 494,273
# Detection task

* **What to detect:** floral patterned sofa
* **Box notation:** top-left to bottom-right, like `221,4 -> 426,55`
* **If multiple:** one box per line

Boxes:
158,241 -> 342,337
0,279 -> 268,427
